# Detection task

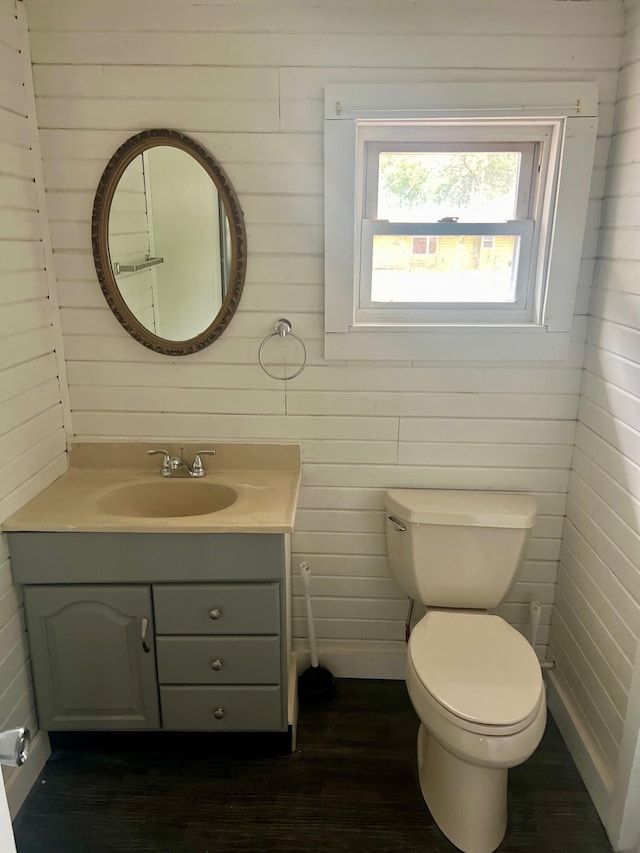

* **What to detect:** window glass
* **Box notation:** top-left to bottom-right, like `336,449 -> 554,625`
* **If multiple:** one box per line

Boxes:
370,233 -> 519,304
360,141 -> 535,312
376,151 -> 521,223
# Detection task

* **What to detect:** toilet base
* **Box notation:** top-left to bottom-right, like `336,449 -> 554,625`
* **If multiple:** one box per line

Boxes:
417,724 -> 507,853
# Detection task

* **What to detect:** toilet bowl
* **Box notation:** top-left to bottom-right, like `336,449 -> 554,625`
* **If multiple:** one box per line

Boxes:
383,489 -> 545,853
406,611 -> 546,853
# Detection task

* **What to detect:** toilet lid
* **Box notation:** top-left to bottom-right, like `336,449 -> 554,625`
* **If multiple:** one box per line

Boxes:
408,611 -> 543,727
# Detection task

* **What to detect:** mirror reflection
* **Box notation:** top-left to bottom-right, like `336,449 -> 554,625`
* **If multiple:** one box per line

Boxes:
92,129 -> 246,356
110,147 -> 232,342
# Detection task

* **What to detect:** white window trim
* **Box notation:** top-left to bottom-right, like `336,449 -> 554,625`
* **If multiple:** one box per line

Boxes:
324,82 -> 598,361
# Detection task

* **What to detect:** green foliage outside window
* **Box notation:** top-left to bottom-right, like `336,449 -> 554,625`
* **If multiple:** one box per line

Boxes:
379,152 -> 519,213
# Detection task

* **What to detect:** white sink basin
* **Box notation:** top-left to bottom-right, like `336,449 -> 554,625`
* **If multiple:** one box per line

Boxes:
97,481 -> 238,518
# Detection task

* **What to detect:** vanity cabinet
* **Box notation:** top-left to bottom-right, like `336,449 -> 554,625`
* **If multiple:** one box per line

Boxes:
9,532 -> 291,735
23,585 -> 160,730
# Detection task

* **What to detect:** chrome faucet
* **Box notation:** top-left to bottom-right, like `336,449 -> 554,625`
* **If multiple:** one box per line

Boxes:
147,448 -> 216,478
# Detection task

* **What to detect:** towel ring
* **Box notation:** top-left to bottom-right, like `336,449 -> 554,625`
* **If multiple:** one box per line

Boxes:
258,318 -> 307,381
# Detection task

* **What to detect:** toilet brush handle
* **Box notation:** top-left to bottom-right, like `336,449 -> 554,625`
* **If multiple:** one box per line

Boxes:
300,561 -> 319,669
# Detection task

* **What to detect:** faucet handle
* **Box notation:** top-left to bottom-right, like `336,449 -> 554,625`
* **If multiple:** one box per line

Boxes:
147,449 -> 171,475
191,450 -> 216,477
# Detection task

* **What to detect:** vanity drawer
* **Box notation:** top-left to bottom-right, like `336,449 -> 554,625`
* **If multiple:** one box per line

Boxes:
156,636 -> 280,685
160,685 -> 282,731
153,583 -> 279,635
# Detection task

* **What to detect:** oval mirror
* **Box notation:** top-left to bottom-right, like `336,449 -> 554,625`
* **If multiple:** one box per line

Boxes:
92,129 -> 246,356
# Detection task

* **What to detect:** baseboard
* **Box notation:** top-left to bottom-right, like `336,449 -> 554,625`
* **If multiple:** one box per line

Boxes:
545,670 -> 612,826
293,642 -> 406,680
5,729 -> 50,819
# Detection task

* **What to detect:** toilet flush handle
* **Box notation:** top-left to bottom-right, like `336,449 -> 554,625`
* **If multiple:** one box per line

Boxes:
388,515 -> 406,532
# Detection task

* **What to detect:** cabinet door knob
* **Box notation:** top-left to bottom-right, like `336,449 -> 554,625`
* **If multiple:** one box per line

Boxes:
210,659 -> 223,671
209,608 -> 221,620
213,707 -> 225,720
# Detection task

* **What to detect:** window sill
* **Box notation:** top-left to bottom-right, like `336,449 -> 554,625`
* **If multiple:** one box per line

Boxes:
324,327 -> 571,361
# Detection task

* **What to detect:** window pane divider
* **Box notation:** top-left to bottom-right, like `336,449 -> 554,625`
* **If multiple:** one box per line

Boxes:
362,220 -> 533,237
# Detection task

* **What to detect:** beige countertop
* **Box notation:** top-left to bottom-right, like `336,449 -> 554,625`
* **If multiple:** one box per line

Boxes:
3,442 -> 301,534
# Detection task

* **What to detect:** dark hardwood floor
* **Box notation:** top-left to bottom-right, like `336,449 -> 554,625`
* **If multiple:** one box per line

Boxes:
14,679 -> 612,852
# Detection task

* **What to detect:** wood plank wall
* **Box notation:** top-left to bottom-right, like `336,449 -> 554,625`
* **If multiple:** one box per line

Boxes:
550,0 -> 640,806
23,0 -> 623,676
0,0 -> 66,800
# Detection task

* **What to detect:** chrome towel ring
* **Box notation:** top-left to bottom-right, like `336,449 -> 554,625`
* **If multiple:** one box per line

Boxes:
258,318 -> 308,381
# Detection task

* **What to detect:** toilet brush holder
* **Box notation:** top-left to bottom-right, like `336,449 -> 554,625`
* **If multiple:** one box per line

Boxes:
298,561 -> 335,702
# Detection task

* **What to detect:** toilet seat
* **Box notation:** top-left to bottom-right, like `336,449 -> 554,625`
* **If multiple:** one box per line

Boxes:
408,610 -> 543,735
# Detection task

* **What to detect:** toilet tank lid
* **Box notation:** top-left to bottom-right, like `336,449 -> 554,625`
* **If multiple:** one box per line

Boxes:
384,489 -> 537,528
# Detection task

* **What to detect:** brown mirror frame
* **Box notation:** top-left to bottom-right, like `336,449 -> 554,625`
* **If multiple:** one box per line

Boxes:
91,129 -> 247,356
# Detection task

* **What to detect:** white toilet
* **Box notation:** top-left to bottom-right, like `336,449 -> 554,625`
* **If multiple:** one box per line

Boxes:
384,489 -> 546,853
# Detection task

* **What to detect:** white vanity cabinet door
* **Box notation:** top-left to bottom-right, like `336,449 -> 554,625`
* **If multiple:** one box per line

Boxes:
24,585 -> 160,730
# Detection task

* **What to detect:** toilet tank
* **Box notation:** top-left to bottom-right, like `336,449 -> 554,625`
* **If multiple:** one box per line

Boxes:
384,489 -> 537,609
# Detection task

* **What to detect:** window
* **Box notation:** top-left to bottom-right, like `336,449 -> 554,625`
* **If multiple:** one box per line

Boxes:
359,131 -> 540,324
324,83 -> 598,360
412,236 -> 438,255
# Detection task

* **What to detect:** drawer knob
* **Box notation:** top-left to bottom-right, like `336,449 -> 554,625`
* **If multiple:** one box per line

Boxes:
209,608 -> 221,620
210,659 -> 223,671
213,707 -> 225,720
